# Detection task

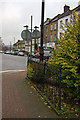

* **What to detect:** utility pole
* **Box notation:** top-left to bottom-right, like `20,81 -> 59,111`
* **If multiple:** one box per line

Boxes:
40,0 -> 45,61
30,16 -> 33,59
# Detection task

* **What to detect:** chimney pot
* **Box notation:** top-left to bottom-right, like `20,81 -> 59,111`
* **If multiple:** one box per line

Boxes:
64,5 -> 70,13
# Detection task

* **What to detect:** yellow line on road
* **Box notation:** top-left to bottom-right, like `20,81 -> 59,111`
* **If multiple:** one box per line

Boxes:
0,69 -> 26,73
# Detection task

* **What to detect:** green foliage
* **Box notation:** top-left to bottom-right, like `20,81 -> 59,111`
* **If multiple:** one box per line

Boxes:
27,62 -> 44,83
47,11 -> 80,100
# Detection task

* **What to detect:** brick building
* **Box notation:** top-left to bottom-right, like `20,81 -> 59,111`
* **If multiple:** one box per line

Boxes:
43,14 -> 60,49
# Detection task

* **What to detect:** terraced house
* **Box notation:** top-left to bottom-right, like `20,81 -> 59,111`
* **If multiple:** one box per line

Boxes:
13,40 -> 25,51
43,2 -> 80,50
43,14 -> 60,49
58,3 -> 80,39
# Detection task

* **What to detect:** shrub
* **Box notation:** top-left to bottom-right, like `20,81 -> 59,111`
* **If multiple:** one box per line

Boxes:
27,62 -> 44,83
47,11 -> 80,101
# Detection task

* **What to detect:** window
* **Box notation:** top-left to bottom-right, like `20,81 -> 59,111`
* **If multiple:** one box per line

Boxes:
54,35 -> 56,42
65,19 -> 68,26
50,35 -> 53,42
46,27 -> 48,32
60,20 -> 63,28
50,24 -> 53,31
54,24 -> 56,30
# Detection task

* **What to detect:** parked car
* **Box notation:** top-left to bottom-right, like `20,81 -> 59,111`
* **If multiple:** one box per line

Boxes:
18,51 -> 24,56
34,53 -> 40,58
44,53 -> 52,59
0,50 -> 4,53
4,50 -> 11,54
28,53 -> 35,58
31,53 -> 35,58
11,51 -> 15,55
13,51 -> 19,55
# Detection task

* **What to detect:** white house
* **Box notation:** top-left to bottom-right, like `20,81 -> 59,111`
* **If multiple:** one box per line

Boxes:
58,4 -> 80,39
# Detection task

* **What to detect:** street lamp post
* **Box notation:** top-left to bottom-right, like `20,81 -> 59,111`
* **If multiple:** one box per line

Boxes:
40,0 -> 45,61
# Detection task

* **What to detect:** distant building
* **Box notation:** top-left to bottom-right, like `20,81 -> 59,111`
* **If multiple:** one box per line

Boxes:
13,37 -> 40,54
13,40 -> 25,51
0,37 -> 5,51
25,37 -> 40,54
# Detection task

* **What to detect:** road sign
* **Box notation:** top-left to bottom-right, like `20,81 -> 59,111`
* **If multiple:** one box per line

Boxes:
32,30 -> 40,38
21,30 -> 31,41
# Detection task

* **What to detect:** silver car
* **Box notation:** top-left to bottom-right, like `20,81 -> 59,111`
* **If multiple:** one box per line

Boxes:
18,51 -> 24,56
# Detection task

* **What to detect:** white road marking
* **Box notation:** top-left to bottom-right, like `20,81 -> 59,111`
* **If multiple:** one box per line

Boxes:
0,69 -> 26,73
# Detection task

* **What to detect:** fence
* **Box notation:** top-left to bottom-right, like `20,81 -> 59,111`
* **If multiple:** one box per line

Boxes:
27,57 -> 80,118
27,57 -> 62,111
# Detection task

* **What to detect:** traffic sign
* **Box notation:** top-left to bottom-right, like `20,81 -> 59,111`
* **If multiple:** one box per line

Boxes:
32,30 -> 40,38
21,30 -> 31,41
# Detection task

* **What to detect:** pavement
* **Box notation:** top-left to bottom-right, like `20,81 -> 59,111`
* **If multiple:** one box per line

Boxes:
2,71 -> 59,118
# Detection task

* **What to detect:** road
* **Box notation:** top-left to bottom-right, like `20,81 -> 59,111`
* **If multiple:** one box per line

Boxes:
2,54 -> 27,71
0,53 -> 58,118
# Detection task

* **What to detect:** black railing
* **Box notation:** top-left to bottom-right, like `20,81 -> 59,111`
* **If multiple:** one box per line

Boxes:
27,57 -> 62,110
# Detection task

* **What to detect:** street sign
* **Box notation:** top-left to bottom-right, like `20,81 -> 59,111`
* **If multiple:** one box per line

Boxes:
32,30 -> 40,38
21,30 -> 31,41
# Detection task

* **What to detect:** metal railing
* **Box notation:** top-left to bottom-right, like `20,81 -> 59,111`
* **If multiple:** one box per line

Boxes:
27,57 -> 62,110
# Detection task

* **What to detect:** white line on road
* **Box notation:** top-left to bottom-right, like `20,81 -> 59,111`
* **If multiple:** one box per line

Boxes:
0,69 -> 26,73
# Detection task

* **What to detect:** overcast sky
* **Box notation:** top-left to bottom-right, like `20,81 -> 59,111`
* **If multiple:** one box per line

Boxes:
0,0 -> 79,45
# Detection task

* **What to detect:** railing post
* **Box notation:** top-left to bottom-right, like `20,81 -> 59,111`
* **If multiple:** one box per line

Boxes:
27,54 -> 29,66
43,61 -> 46,81
59,65 -> 62,110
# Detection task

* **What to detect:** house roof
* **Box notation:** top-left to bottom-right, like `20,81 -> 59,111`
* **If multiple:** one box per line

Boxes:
58,5 -> 80,19
44,14 -> 60,26
13,40 -> 25,46
43,5 -> 80,27
50,14 -> 61,23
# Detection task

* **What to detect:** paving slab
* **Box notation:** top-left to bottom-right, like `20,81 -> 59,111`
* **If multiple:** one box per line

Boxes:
2,71 -> 59,118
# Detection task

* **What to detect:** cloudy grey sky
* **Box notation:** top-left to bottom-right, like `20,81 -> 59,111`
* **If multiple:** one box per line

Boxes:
0,0 -> 79,45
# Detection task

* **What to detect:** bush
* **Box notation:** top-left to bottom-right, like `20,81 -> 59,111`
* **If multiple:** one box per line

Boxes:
27,62 -> 44,83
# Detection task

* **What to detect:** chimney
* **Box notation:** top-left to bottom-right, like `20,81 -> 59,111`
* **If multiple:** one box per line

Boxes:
64,5 -> 70,13
46,18 -> 50,21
